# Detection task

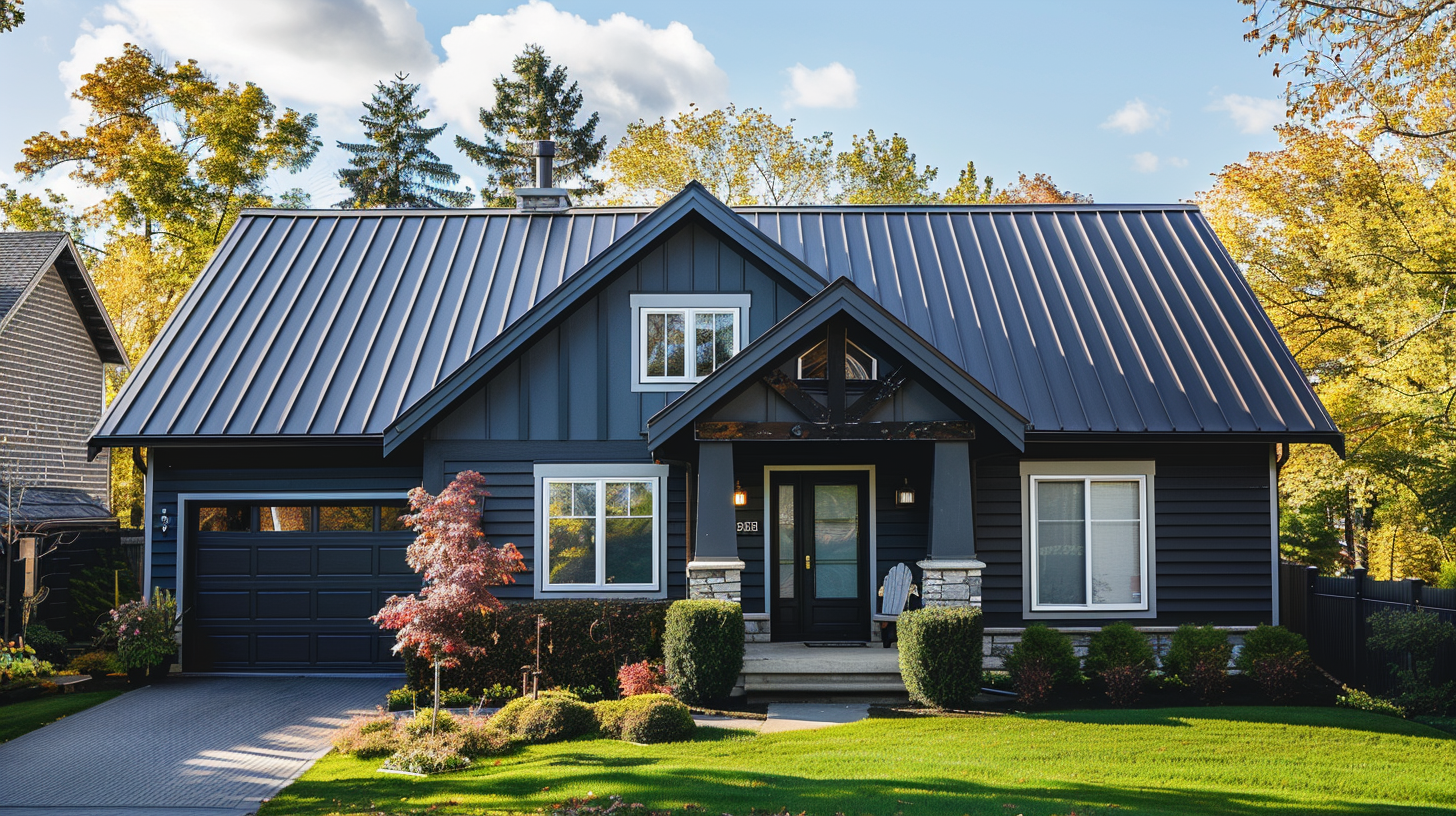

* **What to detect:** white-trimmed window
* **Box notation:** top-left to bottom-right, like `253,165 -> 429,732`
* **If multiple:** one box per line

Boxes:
534,464 -> 668,596
1028,473 -> 1149,612
630,294 -> 750,391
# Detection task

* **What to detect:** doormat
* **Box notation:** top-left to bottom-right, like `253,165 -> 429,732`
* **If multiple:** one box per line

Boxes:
803,642 -> 868,648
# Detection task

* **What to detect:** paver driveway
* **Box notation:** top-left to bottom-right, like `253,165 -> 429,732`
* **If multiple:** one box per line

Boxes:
0,676 -> 395,816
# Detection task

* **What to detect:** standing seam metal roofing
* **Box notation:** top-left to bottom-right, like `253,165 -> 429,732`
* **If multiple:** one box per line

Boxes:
90,201 -> 1339,443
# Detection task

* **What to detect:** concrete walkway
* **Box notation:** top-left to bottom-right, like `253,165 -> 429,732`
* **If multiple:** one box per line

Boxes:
0,676 -> 394,816
695,702 -> 870,734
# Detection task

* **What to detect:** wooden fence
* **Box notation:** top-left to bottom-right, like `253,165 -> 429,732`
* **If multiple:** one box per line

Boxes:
1280,563 -> 1456,694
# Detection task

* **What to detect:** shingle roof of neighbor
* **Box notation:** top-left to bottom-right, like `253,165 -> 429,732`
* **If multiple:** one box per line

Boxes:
91,187 -> 1340,448
0,231 -> 128,366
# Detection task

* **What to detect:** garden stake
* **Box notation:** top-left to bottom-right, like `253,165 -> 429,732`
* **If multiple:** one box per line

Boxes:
432,657 -> 442,733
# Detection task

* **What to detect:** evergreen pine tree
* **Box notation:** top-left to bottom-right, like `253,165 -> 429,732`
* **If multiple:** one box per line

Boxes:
456,44 -> 606,206
336,73 -> 472,209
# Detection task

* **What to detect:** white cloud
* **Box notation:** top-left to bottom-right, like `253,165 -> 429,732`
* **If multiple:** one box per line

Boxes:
98,0 -> 436,113
430,0 -> 728,138
1130,152 -> 1188,173
1101,98 -> 1167,134
783,62 -> 858,109
1209,94 -> 1284,134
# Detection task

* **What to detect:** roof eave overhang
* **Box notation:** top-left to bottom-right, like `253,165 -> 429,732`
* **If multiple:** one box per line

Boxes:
381,181 -> 830,455
88,433 -> 383,451
1023,430 -> 1345,456
645,277 -> 1029,451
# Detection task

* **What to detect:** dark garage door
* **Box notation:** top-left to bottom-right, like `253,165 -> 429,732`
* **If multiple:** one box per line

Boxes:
186,501 -> 418,672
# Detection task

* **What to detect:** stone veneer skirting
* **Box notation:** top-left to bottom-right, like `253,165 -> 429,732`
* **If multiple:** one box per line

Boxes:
687,560 -> 743,603
918,558 -> 985,607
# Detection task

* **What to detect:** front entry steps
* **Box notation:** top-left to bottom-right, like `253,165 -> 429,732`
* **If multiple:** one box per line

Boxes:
740,641 -> 905,699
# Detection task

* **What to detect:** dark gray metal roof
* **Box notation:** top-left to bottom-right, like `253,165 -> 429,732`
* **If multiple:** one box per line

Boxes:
91,192 -> 1339,447
0,231 -> 128,365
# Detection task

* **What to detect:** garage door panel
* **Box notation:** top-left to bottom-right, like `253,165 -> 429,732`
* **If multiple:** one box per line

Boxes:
379,547 -> 411,574
196,547 -> 250,576
257,547 -> 311,575
318,590 -> 373,619
196,591 -> 250,620
319,547 -> 372,575
256,591 -> 311,619
256,634 -> 311,663
206,634 -> 252,664
317,634 -> 373,663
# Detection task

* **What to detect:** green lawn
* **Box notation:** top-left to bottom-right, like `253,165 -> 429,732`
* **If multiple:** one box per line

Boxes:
0,690 -> 124,743
260,706 -> 1455,816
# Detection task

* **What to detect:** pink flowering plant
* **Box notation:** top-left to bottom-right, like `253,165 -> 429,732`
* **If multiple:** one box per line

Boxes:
103,588 -> 179,669
372,471 -> 526,667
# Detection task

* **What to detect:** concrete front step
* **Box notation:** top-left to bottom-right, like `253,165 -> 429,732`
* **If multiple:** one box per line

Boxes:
741,641 -> 905,695
744,672 -> 905,694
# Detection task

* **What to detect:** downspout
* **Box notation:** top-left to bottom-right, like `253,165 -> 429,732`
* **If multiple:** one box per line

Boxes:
654,457 -> 694,565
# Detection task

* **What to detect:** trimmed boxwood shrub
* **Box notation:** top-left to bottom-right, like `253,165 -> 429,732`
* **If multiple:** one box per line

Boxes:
1163,624 -> 1232,703
663,600 -> 744,705
620,698 -> 696,744
1234,624 -> 1312,703
897,606 -> 984,710
23,624 -> 68,665
403,599 -> 672,695
513,696 -> 596,743
1004,624 -> 1079,708
1085,622 -> 1155,706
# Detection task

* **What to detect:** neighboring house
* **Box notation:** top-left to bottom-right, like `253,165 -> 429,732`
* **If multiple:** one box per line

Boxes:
90,151 -> 1341,673
0,231 -> 129,636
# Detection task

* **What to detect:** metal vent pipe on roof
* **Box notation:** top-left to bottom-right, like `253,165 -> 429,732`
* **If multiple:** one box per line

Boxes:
534,140 -> 555,189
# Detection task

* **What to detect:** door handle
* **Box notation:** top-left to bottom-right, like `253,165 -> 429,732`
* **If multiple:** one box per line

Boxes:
805,555 -> 811,569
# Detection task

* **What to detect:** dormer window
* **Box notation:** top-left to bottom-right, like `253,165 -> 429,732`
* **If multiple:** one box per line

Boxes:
797,339 -> 877,380
631,294 -> 751,391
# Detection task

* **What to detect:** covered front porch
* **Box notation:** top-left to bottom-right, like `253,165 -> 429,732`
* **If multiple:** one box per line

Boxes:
646,280 -> 1028,644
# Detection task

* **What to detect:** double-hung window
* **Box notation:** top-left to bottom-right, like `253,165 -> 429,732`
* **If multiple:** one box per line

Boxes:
1025,464 -> 1153,614
534,464 -> 669,596
630,294 -> 750,391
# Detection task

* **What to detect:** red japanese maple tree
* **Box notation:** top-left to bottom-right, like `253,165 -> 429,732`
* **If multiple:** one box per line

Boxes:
372,471 -> 525,667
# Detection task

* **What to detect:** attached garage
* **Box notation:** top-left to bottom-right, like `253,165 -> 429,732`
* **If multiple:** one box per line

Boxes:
183,499 -> 418,673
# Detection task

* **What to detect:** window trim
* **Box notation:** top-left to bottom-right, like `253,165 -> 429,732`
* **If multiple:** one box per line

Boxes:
1019,460 -> 1157,619
630,294 -> 751,392
533,464 -> 670,598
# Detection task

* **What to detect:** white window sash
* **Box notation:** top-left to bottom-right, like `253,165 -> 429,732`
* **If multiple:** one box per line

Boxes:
638,306 -> 740,384
541,477 -> 659,592
1029,474 -> 1148,612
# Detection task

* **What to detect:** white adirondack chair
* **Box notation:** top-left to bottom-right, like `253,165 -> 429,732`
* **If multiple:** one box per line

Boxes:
873,562 -> 915,648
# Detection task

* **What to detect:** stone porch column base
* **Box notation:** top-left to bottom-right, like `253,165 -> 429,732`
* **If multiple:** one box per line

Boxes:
917,558 -> 985,608
687,559 -> 745,602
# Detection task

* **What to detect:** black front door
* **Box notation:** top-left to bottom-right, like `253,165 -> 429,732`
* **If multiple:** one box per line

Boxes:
769,471 -> 871,641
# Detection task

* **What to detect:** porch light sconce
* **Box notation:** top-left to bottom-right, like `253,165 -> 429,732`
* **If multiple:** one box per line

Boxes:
894,478 -> 916,507
732,481 -> 749,507
160,508 -> 171,534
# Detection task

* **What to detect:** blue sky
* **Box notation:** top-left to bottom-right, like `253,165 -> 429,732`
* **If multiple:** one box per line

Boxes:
0,0 -> 1289,208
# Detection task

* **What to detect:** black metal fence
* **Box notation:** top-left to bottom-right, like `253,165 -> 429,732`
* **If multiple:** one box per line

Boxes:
1280,563 -> 1456,694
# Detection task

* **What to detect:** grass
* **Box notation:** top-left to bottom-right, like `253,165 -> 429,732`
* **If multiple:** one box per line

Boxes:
260,706 -> 1456,816
0,690 -> 124,743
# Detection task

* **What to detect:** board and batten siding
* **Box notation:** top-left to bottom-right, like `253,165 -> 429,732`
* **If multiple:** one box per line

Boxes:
427,223 -> 806,443
146,446 -> 422,593
423,440 -> 688,601
976,441 -> 1276,628
0,267 -> 108,502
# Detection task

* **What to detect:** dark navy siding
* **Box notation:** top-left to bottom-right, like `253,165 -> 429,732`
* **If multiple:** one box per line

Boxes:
428,223 -> 805,441
147,446 -> 423,593
424,440 -> 688,600
975,441 -> 1275,628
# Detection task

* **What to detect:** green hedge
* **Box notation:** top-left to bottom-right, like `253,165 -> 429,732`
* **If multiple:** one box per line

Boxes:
897,606 -> 984,710
593,693 -> 694,743
402,600 -> 672,695
663,600 -> 744,705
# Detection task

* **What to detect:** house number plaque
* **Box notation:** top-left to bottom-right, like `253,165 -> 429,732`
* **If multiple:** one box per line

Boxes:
735,520 -> 759,533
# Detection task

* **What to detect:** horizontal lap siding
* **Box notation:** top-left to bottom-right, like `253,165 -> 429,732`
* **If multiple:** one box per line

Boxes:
429,441 -> 687,601
976,442 -> 1274,628
148,446 -> 423,592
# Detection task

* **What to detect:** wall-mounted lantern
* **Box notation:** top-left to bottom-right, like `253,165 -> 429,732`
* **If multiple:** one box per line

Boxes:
732,481 -> 749,507
160,508 -> 171,534
894,478 -> 916,507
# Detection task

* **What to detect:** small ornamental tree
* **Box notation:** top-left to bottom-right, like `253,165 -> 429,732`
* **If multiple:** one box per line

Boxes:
373,471 -> 525,723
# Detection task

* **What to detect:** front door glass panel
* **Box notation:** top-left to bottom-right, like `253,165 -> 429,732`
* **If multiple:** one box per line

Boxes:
813,484 -> 860,599
777,484 -> 795,599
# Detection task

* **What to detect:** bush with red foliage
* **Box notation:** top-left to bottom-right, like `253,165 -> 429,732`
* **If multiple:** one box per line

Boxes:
617,659 -> 672,697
